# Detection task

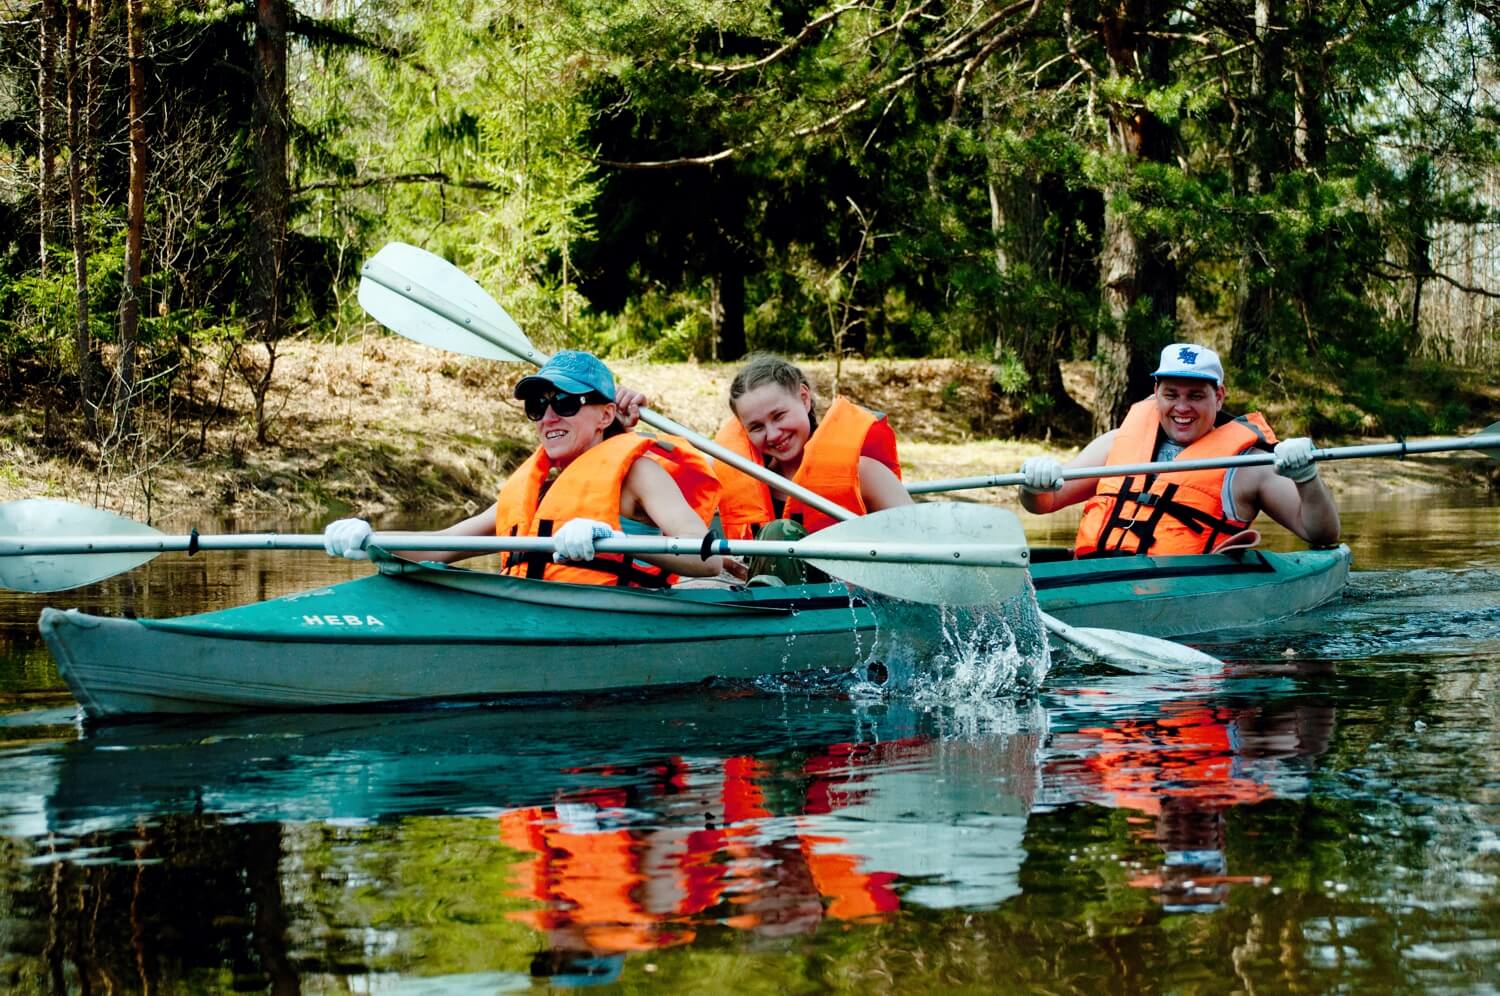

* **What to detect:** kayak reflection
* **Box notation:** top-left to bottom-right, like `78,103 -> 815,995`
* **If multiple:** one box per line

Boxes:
39,693 -> 1041,956
1042,664 -> 1336,912
14,664 -> 1363,989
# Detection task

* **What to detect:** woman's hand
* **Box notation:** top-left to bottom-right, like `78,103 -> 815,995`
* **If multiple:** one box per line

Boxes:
323,518 -> 372,560
552,518 -> 619,562
614,387 -> 647,429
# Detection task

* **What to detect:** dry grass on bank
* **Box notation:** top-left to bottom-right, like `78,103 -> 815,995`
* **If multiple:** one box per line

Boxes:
1,330 -> 1495,520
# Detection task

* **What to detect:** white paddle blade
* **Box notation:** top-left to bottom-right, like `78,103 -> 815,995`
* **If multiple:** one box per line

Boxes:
808,503 -> 1029,606
0,499 -> 163,592
1042,612 -> 1225,673
358,242 -> 530,362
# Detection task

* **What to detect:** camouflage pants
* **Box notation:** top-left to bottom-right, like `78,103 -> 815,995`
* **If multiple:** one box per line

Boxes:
747,519 -> 829,585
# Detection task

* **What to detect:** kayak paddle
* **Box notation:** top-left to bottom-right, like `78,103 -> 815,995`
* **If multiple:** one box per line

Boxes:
0,499 -> 1027,604
908,422 -> 1500,495
358,242 -> 1225,673
360,242 -> 852,527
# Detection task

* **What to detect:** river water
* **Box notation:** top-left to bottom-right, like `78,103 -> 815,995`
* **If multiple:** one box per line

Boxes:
0,492 -> 1497,992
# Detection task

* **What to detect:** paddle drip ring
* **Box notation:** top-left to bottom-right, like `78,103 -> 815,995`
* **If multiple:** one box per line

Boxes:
187,528 -> 200,556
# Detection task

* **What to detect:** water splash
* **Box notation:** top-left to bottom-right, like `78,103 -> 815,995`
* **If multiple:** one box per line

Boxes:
852,586 -> 1051,705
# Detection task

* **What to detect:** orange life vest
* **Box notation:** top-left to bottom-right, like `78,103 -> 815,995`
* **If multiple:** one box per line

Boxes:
712,397 -> 902,539
1074,398 -> 1277,557
1050,702 -> 1277,817
495,432 -> 720,586
499,804 -> 694,953
496,751 -> 896,948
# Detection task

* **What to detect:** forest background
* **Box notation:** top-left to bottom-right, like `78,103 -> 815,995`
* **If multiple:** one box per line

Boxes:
1,0 -> 1498,516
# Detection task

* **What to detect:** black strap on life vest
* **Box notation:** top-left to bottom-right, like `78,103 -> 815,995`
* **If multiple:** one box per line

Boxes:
522,516 -> 675,588
1088,475 -> 1243,558
523,520 -> 554,579
519,519 -> 672,588
505,501 -> 676,588
580,547 -> 675,588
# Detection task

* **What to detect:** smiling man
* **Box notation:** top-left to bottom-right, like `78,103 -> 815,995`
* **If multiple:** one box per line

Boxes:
1017,343 -> 1340,557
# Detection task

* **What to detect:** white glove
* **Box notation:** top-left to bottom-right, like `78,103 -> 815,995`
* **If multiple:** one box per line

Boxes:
1273,437 -> 1319,483
1020,456 -> 1065,493
323,518 -> 372,560
553,518 -> 618,562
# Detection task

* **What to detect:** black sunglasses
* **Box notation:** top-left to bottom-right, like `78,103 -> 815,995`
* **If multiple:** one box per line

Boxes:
523,392 -> 601,421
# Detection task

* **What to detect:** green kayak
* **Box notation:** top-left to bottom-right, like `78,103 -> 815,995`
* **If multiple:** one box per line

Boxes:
39,545 -> 1349,720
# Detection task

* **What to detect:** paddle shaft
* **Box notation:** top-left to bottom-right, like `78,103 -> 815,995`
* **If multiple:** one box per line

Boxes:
361,259 -> 853,523
0,533 -> 1028,568
907,431 -> 1500,495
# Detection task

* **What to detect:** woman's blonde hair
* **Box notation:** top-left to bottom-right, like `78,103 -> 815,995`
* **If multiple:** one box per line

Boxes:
727,354 -> 818,416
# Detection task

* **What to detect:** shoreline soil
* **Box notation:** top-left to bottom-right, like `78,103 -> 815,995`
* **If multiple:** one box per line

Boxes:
2,335 -> 1496,523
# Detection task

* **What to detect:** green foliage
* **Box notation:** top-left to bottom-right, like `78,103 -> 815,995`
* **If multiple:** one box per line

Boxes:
1,0 -> 1497,441
992,349 -> 1030,395
578,283 -> 714,361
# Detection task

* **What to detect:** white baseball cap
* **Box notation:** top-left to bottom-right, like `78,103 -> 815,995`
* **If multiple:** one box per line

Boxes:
1152,343 -> 1224,385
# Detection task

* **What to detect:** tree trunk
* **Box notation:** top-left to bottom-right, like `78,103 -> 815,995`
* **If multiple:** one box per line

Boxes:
66,0 -> 95,414
708,168 -> 748,362
716,260 -> 747,361
116,0 -> 146,419
249,0 -> 290,445
1096,206 -> 1140,433
1291,0 -> 1326,170
1231,0 -> 1283,370
1093,0 -> 1179,433
707,274 -> 722,361
1289,0 -> 1328,355
987,152 -> 1089,437
87,0 -> 101,174
38,0 -> 58,276
1405,160 -> 1435,352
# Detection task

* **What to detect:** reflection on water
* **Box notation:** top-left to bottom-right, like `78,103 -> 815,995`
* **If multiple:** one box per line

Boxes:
0,497 -> 1496,990
1041,690 -> 1333,913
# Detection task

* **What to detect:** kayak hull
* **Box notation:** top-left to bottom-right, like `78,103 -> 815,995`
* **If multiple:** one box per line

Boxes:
41,564 -> 990,719
39,546 -> 1351,720
1032,545 -> 1352,640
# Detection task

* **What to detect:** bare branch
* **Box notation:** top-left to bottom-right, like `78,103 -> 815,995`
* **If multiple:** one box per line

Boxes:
1182,40 -> 1253,69
923,0 -> 1038,67
1431,269 -> 1500,299
294,171 -> 513,194
951,0 -> 1043,110
592,69 -> 921,169
680,1 -> 868,74
1376,259 -> 1500,299
1061,5 -> 1097,80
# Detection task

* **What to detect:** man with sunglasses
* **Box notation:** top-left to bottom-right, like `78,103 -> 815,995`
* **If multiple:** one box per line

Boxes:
323,350 -> 744,585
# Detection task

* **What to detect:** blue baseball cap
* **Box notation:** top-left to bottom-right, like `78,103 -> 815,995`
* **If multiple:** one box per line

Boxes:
514,350 -> 616,400
1152,343 -> 1224,385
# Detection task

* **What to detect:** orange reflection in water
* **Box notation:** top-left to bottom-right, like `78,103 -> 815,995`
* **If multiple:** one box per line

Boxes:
497,740 -> 923,956
1047,696 -> 1334,911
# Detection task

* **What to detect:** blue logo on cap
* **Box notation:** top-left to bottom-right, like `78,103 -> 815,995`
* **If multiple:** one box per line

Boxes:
1177,347 -> 1199,365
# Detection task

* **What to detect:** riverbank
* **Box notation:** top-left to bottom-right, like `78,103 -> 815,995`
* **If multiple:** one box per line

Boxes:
2,335 -> 1496,521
